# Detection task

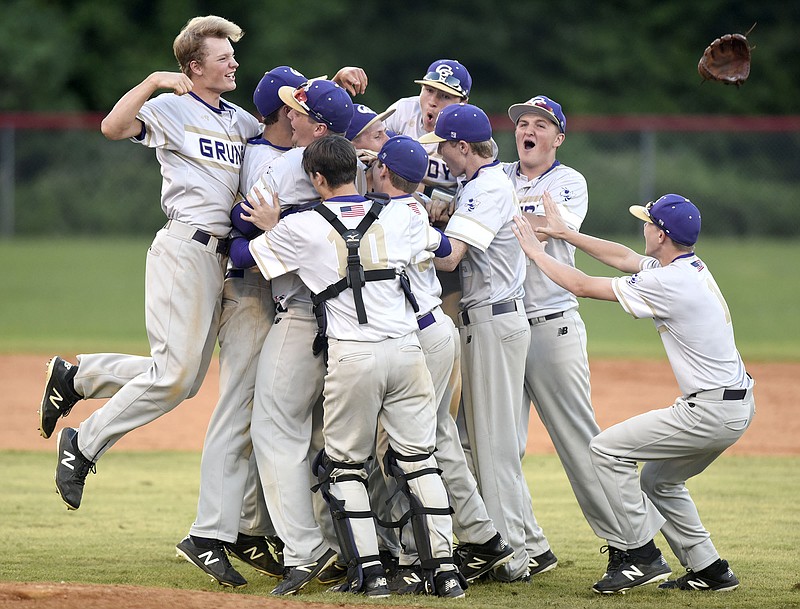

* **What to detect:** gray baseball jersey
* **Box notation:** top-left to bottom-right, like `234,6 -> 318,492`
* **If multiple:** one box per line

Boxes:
591,254 -> 754,571
73,92 -> 259,462
445,162 -> 525,309
444,161 -> 532,581
504,161 -> 624,554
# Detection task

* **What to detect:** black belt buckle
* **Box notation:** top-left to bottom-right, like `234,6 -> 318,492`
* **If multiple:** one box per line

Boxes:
722,388 -> 747,401
226,268 -> 245,279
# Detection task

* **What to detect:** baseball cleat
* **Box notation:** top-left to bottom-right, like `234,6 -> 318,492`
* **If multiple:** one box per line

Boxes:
176,536 -> 247,588
316,561 -> 348,584
529,549 -> 558,575
39,356 -> 82,439
226,533 -> 283,578
54,427 -> 95,510
592,551 -> 671,594
328,564 -> 390,597
270,548 -> 337,596
658,559 -> 739,591
388,566 -> 426,594
430,569 -> 467,598
455,532 -> 515,582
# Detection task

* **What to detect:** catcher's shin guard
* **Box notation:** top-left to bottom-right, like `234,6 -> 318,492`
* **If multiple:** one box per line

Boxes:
382,445 -> 458,581
311,449 -> 381,592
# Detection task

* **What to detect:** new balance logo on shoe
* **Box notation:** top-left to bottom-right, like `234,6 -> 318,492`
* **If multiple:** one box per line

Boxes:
242,546 -> 264,561
686,578 -> 711,590
199,550 -> 220,566
621,564 -> 645,581
49,388 -> 65,410
441,578 -> 458,594
465,556 -> 488,571
403,572 -> 422,585
60,449 -> 76,471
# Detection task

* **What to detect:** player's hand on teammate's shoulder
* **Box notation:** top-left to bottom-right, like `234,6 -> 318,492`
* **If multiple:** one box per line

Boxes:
148,71 -> 194,96
332,67 -> 368,96
240,188 -> 281,231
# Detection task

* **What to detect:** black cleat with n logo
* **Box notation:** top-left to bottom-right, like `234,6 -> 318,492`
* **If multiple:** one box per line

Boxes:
176,536 -> 247,587
39,356 -> 82,439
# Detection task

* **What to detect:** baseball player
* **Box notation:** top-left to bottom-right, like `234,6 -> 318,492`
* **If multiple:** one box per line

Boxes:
502,95 -> 623,575
370,135 -> 515,590
229,79 -> 355,596
384,59 -> 473,321
384,59 -> 471,194
241,134 -> 466,598
177,65 -> 369,588
513,193 -> 754,594
420,104 -> 532,583
41,17 -> 261,518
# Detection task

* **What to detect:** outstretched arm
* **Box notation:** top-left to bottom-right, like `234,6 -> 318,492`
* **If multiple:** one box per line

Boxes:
513,215 -> 617,301
101,72 -> 194,140
536,191 -> 645,274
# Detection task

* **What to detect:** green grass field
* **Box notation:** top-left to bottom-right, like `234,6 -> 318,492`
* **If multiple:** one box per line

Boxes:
2,451 -> 799,608
1,236 -> 799,607
0,237 -> 797,359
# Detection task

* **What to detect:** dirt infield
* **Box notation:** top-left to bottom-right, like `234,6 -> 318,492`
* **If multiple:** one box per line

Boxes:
2,354 -> 796,455
0,354 -> 797,609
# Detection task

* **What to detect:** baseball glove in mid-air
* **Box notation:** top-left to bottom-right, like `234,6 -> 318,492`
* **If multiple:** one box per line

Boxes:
697,33 -> 753,86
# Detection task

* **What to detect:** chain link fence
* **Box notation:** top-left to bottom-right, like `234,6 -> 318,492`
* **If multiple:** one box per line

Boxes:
2,113 -> 799,239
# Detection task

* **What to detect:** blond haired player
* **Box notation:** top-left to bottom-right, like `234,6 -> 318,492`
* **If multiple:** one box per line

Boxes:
41,17 -> 261,519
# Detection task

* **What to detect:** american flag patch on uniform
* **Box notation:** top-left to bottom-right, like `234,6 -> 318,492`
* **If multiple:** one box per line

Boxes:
408,202 -> 422,215
340,204 -> 365,217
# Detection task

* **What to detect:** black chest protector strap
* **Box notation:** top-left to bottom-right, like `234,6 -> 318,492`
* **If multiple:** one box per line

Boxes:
312,200 -> 395,324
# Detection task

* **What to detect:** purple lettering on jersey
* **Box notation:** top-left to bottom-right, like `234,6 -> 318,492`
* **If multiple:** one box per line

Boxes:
215,141 -> 227,162
199,138 -> 213,158
427,159 -> 439,179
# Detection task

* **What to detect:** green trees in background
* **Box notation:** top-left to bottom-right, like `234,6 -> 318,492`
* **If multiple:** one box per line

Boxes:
2,0 -> 798,115
3,0 -> 799,238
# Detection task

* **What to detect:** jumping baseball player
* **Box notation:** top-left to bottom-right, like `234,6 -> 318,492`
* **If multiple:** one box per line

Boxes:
241,134 -> 466,598
513,193 -> 754,594
503,95 -> 623,576
420,104 -> 532,583
41,17 -> 262,517
370,135 -> 514,590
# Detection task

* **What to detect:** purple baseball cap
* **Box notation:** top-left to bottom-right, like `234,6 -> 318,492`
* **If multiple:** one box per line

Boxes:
378,135 -> 429,183
508,95 -> 567,133
252,66 -> 308,118
278,79 -> 354,134
418,103 -> 492,144
345,104 -> 396,141
414,59 -> 472,98
629,194 -> 702,246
